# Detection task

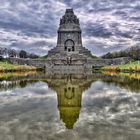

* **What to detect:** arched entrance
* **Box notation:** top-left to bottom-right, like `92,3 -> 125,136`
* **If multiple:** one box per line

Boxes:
65,39 -> 75,52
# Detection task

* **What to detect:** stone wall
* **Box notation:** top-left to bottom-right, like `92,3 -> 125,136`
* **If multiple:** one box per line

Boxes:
88,57 -> 131,66
8,58 -> 50,66
8,57 -> 131,68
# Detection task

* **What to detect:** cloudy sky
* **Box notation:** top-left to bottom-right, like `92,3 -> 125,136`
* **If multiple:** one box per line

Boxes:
0,0 -> 140,56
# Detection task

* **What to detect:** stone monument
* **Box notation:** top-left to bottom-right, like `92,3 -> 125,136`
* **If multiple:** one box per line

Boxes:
47,9 -> 93,69
8,9 -> 131,68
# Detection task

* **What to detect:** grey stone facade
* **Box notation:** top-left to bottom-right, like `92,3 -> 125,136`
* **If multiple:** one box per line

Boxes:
8,57 -> 131,68
47,9 -> 93,67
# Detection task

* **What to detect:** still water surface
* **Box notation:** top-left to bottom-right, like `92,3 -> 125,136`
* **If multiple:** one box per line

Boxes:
0,72 -> 140,140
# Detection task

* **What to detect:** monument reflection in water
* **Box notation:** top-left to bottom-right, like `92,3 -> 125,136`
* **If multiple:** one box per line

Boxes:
0,71 -> 140,140
45,72 -> 94,129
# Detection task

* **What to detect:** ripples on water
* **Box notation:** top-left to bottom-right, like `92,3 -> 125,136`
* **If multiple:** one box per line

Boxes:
0,72 -> 140,140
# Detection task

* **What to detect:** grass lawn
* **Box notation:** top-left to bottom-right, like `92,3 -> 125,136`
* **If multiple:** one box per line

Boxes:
119,61 -> 140,69
102,61 -> 140,72
0,60 -> 39,72
0,61 -> 15,69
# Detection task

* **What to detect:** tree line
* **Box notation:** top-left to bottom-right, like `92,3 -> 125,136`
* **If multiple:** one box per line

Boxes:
0,47 -> 39,59
101,46 -> 140,60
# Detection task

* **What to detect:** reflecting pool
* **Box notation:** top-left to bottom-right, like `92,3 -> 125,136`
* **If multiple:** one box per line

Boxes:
0,71 -> 140,140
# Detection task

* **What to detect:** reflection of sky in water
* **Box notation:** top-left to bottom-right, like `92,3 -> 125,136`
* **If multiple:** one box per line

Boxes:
81,80 -> 140,117
0,76 -> 140,140
0,81 -> 66,139
77,80 -> 140,139
0,81 -> 50,95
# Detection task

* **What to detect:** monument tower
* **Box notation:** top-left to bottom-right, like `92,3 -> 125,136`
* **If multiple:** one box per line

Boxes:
47,9 -> 92,68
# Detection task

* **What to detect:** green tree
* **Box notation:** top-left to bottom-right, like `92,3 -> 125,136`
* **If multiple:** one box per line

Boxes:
19,50 -> 27,58
29,53 -> 39,59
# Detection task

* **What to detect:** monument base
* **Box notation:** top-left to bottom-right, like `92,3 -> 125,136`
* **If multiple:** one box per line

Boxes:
46,64 -> 92,74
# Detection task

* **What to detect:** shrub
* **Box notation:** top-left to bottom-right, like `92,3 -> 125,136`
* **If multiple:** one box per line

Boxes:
129,67 -> 133,72
115,67 -> 120,72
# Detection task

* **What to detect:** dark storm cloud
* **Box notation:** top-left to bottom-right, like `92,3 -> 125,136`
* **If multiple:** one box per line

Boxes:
83,23 -> 113,38
0,0 -> 140,56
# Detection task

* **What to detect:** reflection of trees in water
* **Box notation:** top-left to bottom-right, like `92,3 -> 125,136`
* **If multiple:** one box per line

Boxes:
1,72 -> 140,93
19,80 -> 28,88
0,80 -> 38,91
0,72 -> 45,90
95,73 -> 140,93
